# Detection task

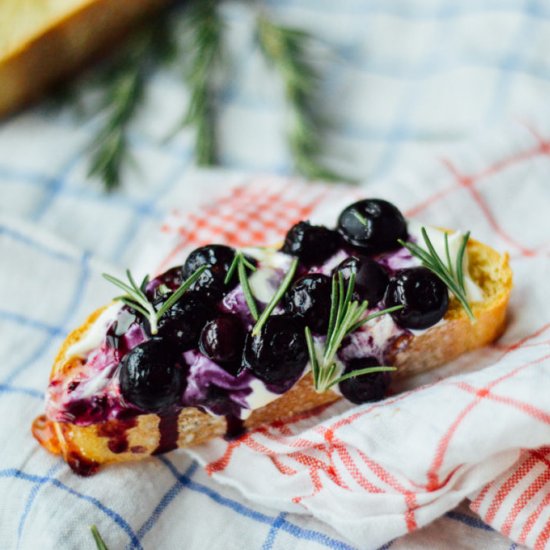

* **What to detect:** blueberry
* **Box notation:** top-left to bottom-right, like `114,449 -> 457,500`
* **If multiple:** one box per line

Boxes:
281,221 -> 342,266
333,256 -> 389,305
338,357 -> 391,404
145,266 -> 185,300
157,293 -> 214,351
243,316 -> 308,388
183,245 -> 237,300
199,315 -> 245,374
385,267 -> 449,329
337,199 -> 407,254
284,274 -> 332,335
119,339 -> 185,413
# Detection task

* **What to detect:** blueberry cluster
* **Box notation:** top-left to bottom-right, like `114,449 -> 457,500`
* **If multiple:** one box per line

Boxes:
113,199 -> 450,414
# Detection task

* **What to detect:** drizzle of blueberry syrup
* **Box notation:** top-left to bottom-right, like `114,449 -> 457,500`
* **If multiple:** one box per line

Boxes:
50,198 -> 457,438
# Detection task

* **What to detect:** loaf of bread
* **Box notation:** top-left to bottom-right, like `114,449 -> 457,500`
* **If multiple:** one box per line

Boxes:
0,0 -> 170,117
32,236 -> 512,475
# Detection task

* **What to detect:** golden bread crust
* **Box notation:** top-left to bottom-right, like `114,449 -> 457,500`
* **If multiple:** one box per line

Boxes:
0,0 -> 170,116
32,238 -> 513,472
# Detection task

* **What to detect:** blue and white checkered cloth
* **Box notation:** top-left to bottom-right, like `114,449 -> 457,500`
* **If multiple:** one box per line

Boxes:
2,0 -> 549,548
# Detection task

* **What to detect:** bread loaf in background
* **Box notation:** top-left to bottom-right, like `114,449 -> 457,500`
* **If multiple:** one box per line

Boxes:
0,0 -> 172,117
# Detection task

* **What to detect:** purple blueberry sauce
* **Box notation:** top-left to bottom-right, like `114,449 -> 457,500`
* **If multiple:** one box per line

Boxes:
46,240 -> 422,428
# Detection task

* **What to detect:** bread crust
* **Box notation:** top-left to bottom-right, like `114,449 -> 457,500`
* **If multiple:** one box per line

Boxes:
0,0 -> 170,117
32,238 -> 512,473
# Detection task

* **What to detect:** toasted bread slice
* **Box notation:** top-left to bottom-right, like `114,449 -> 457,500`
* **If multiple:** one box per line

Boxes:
0,0 -> 170,117
32,237 -> 512,475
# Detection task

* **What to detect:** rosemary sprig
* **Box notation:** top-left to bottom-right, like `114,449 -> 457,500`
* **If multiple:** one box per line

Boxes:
88,14 -> 178,190
251,257 -> 299,336
256,16 -> 345,182
225,251 -> 259,321
90,525 -> 109,550
352,211 -> 368,225
398,228 -> 475,322
305,272 -> 398,393
87,64 -> 143,190
180,0 -> 224,165
102,265 -> 207,334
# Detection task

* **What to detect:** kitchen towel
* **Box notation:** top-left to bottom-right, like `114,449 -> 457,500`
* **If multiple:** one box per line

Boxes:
133,131 -> 550,549
2,120 -> 549,550
3,0 -> 550,546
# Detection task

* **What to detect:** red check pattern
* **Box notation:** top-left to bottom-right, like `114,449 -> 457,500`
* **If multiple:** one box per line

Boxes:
150,133 -> 550,549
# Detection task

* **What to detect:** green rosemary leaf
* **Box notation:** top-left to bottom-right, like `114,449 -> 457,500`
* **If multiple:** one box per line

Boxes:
343,272 -> 356,312
419,228 -> 447,275
126,269 -> 146,300
353,211 -> 368,225
241,255 -> 258,272
348,304 -> 404,335
140,274 -> 150,292
119,298 -> 149,319
224,253 -> 240,286
305,326 -> 320,389
180,0 -> 223,165
329,366 -> 396,388
444,232 -> 454,278
398,239 -> 433,266
224,251 -> 257,286
333,272 -> 346,341
156,265 -> 208,319
91,525 -> 109,550
104,266 -> 206,336
421,228 -> 475,321
102,273 -> 137,297
87,10 -> 179,190
256,15 -> 347,182
252,258 -> 299,336
324,302 -> 355,364
456,231 -> 470,292
325,275 -> 338,345
399,228 -> 475,322
238,258 -> 259,321
307,271 -> 399,393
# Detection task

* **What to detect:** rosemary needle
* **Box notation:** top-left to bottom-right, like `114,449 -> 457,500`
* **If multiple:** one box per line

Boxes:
305,272 -> 399,393
88,12 -> 178,190
398,228 -> 475,322
102,265 -> 207,334
180,0 -> 223,165
256,15 -> 347,182
252,257 -> 299,336
90,525 -> 109,550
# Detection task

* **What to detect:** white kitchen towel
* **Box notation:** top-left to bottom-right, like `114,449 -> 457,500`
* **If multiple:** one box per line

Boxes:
2,120 -> 549,550
2,1 -> 550,548
127,126 -> 550,549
